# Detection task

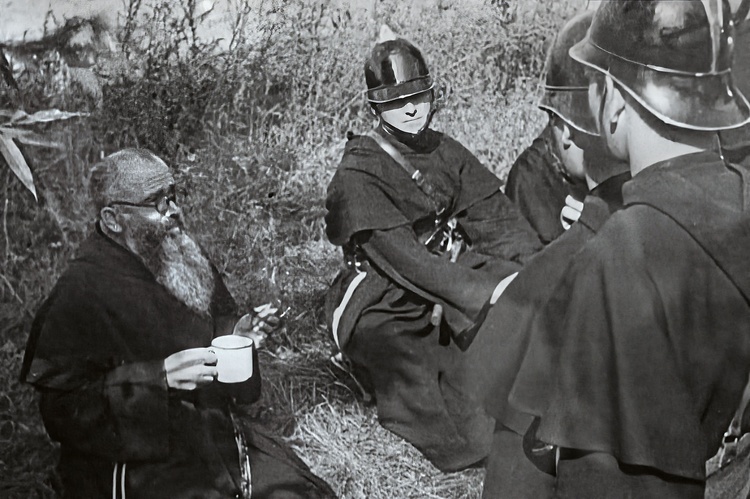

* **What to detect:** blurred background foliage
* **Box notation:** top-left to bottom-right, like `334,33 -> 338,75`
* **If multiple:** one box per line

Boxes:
0,0 -> 581,496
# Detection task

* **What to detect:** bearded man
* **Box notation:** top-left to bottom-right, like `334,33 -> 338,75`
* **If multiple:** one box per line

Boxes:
20,149 -> 335,499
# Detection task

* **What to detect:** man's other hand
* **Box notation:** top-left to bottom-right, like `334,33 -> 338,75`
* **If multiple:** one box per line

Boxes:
233,303 -> 281,348
560,195 -> 584,230
164,348 -> 218,390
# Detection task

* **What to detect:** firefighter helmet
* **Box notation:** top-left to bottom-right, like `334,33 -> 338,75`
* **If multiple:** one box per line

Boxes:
539,10 -> 597,135
365,36 -> 434,104
570,0 -> 750,131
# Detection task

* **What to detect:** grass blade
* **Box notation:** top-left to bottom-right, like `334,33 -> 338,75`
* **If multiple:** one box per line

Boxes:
0,134 -> 37,201
0,127 -> 63,149
10,109 -> 89,126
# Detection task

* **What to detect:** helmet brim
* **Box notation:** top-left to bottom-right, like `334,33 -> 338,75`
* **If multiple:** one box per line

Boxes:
570,39 -> 750,131
367,76 -> 434,104
539,86 -> 598,136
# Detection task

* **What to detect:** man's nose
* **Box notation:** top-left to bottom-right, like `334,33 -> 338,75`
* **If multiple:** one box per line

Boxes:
404,103 -> 417,116
166,200 -> 181,219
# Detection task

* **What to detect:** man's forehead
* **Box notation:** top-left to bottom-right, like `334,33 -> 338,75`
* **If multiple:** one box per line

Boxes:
103,151 -> 174,203
138,160 -> 174,197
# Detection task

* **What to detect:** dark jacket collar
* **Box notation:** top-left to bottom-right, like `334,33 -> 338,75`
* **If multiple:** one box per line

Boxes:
622,150 -> 750,304
76,224 -> 155,281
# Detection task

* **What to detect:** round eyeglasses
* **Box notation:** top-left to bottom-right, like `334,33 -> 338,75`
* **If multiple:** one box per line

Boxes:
110,188 -> 178,216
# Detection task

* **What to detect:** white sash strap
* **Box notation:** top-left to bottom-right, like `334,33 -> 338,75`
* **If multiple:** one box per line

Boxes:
490,272 -> 519,305
331,271 -> 368,350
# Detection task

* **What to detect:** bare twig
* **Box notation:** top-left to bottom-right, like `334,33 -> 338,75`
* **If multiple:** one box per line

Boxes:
3,171 -> 10,266
121,0 -> 144,56
0,271 -> 28,315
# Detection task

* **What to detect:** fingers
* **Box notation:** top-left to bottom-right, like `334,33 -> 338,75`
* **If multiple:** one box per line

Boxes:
253,303 -> 272,314
233,313 -> 254,333
253,303 -> 279,318
166,363 -> 219,390
232,304 -> 284,347
188,364 -> 218,380
262,315 -> 281,325
564,194 -> 584,212
165,348 -> 217,371
560,205 -> 582,230
164,348 -> 219,390
254,316 -> 280,332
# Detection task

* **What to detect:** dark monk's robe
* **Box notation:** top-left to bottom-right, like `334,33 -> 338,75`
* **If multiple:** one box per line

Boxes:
20,228 -> 335,499
507,152 -> 750,498
463,171 -> 630,499
505,124 -> 588,244
325,128 -> 542,472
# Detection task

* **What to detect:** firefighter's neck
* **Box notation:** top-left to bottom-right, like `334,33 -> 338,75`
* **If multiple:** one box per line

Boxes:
626,108 -> 717,177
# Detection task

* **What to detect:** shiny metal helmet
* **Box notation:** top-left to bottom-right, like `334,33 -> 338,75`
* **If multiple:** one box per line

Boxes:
570,0 -> 750,131
720,10 -> 750,155
365,29 -> 434,104
734,12 -> 750,103
539,10 -> 597,136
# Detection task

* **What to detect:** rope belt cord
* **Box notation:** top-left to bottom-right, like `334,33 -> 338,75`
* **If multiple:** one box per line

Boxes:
706,369 -> 750,476
230,411 -> 252,498
112,463 -> 126,499
717,370 -> 750,470
111,425 -> 251,498
112,463 -> 117,499
121,464 -> 126,499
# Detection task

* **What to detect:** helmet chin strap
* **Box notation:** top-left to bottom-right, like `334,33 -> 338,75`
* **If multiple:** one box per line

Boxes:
596,79 -> 610,146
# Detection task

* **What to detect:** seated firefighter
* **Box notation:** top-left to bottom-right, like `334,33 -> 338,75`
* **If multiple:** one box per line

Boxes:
504,32 -> 592,246
324,27 -> 542,472
505,123 -> 588,244
20,149 -> 335,499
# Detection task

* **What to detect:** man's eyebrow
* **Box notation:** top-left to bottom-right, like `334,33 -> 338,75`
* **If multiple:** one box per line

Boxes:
142,185 -> 174,202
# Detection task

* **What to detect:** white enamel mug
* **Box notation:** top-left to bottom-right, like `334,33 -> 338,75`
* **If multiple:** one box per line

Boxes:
209,335 -> 254,383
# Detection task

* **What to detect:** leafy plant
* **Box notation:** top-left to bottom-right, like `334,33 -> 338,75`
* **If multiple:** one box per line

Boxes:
0,109 -> 88,201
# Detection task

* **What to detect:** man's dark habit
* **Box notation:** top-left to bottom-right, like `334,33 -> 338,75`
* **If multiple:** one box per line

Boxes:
20,149 -> 335,499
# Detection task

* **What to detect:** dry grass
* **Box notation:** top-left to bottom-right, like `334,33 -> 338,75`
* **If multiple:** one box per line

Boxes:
290,402 -> 484,499
0,0 -> 583,497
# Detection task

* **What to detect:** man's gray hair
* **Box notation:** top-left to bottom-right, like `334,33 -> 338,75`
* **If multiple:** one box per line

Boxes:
89,148 -> 172,212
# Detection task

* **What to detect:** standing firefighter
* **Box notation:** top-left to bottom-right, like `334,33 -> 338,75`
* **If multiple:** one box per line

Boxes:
324,27 -> 541,471
463,10 -> 629,498
494,0 -> 750,497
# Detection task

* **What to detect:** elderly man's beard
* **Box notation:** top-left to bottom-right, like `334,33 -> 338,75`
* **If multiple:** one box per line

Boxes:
134,226 -> 215,317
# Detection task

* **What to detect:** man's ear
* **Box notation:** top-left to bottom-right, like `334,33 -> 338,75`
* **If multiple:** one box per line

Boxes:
99,207 -> 123,233
603,75 -> 626,135
561,123 -> 573,151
